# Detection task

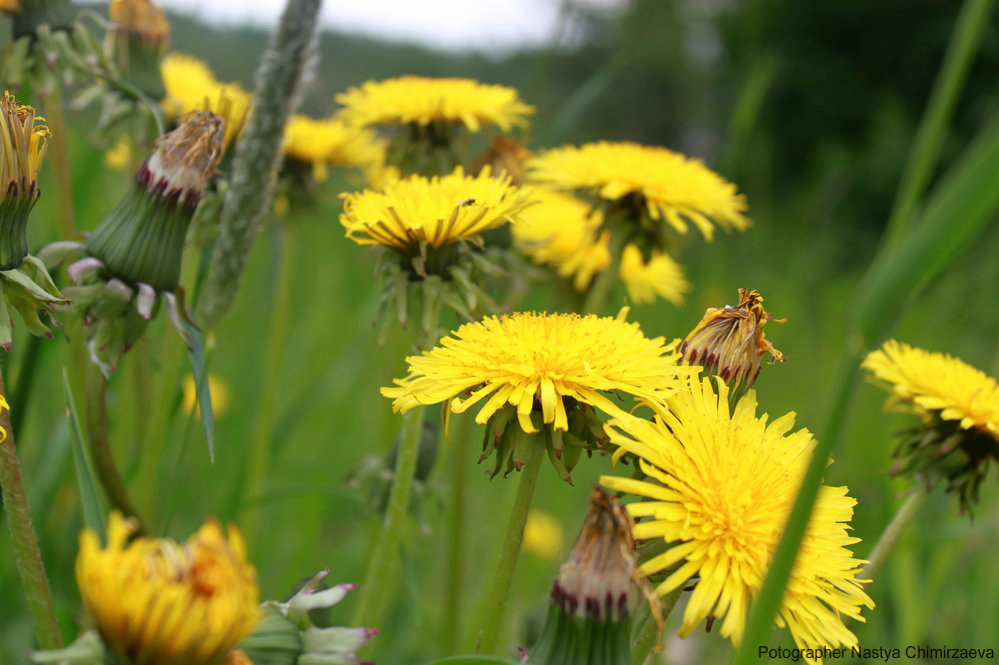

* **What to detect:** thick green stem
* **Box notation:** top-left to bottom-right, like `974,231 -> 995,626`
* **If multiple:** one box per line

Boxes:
243,224 -> 297,543
85,366 -> 144,532
353,402 -> 428,627
444,413 -> 473,653
40,84 -> 76,240
475,441 -> 545,654
630,587 -> 682,665
0,373 -> 63,649
881,0 -> 996,249
859,487 -> 929,581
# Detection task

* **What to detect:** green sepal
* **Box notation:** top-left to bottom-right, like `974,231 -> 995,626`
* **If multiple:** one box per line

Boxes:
0,188 -> 39,270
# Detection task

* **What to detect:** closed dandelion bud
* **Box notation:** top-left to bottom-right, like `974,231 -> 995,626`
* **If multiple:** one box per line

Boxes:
30,513 -> 262,665
527,487 -> 635,665
108,0 -> 170,100
0,93 -> 66,350
680,288 -> 784,402
381,309 -> 698,483
863,340 -> 999,514
242,569 -> 377,665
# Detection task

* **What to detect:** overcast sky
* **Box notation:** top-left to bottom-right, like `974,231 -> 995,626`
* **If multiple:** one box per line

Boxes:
157,0 -> 570,51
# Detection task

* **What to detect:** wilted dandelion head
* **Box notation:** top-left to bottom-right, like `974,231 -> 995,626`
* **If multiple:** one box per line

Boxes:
381,310 -> 698,434
618,244 -> 689,305
76,513 -> 260,665
339,166 -> 533,253
335,76 -> 534,132
145,110 -> 225,206
681,288 -> 784,398
863,340 -> 999,512
282,114 -> 386,181
0,91 -> 48,193
601,378 -> 874,657
161,53 -> 251,144
110,0 -> 169,45
511,188 -> 610,291
528,141 -> 749,240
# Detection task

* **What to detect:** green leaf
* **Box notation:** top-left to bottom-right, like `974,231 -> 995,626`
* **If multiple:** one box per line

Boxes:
61,368 -> 106,543
181,318 -> 216,463
427,658 -> 520,665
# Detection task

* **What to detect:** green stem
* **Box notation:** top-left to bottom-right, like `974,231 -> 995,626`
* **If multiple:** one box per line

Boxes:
85,365 -> 144,532
859,486 -> 930,581
40,84 -> 76,240
631,587 -> 682,665
582,230 -> 629,315
881,0 -> 996,249
242,224 -> 297,543
0,373 -> 63,649
353,402 -> 428,628
732,347 -> 862,665
444,413 -> 473,653
475,440 -> 545,654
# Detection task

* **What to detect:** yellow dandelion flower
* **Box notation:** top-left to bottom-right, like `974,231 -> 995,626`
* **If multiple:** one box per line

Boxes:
528,141 -> 749,240
335,76 -> 533,132
161,54 -> 251,145
0,91 -> 49,191
601,378 -> 874,658
340,166 -> 533,251
104,136 -> 133,170
524,509 -> 564,560
77,513 -> 260,665
381,310 -> 697,434
511,188 -> 610,291
680,288 -> 785,396
618,244 -> 689,305
182,373 -> 231,417
863,340 -> 999,438
283,114 -> 386,182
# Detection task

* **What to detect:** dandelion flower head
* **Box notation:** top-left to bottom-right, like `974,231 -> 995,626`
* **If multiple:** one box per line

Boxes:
618,244 -> 689,305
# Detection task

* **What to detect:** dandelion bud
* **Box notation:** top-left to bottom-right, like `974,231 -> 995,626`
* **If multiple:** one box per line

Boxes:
680,288 -> 784,400
242,569 -> 377,665
0,93 -> 66,349
863,340 -> 999,514
108,0 -> 170,100
527,487 -> 636,665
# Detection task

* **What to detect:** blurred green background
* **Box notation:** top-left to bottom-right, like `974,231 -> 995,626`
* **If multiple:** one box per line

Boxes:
2,1 -> 999,663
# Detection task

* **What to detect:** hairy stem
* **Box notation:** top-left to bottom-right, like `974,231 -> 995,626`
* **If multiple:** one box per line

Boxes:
859,486 -> 930,581
41,84 -> 76,239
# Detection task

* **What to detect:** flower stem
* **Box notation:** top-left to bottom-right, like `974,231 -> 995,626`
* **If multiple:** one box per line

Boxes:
85,365 -> 145,532
444,413 -> 473,653
0,372 -> 63,649
630,586 -> 682,665
859,486 -> 929,581
242,223 -> 296,544
475,439 -> 545,654
582,229 -> 629,315
40,84 -> 76,240
353,402 -> 428,628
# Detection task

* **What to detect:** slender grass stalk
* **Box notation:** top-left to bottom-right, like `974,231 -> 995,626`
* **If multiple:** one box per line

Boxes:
353,402 -> 429,628
445,413 -> 473,653
474,440 -> 545,654
197,0 -> 321,329
40,85 -> 76,239
0,373 -> 63,649
243,223 -> 297,543
881,0 -> 996,249
859,486 -> 930,581
85,365 -> 144,531
630,587 -> 682,665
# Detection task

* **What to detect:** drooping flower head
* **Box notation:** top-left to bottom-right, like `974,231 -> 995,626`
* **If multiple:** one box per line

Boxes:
511,188 -> 610,291
161,53 -> 251,145
109,0 -> 170,100
336,76 -> 533,176
382,310 -> 698,481
282,114 -> 387,183
618,244 -> 689,306
529,487 -> 637,665
0,92 -> 65,349
76,513 -> 260,665
473,135 -> 533,184
680,288 -> 785,401
528,141 -> 749,241
863,340 -> 999,512
600,378 -> 874,658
